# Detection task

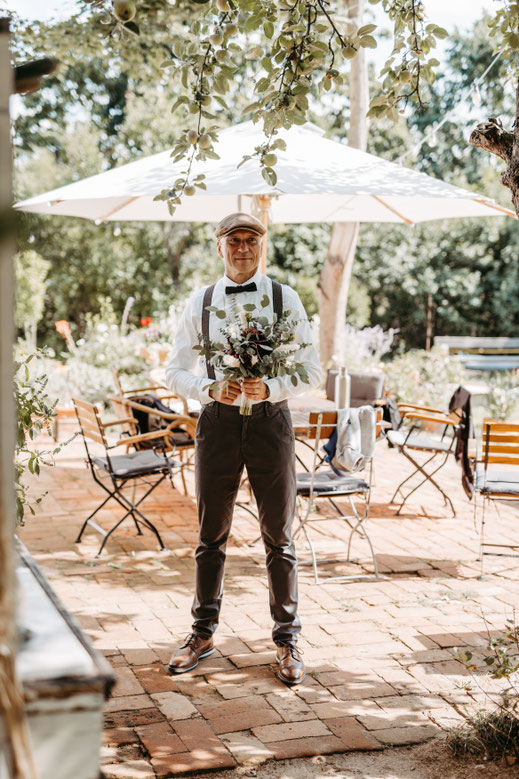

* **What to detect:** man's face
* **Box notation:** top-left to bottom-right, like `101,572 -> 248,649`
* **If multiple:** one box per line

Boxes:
217,229 -> 262,282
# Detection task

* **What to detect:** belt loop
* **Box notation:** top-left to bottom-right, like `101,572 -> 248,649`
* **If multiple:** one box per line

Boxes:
214,401 -> 220,417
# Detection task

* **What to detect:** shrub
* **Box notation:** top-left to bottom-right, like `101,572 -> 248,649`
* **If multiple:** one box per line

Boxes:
384,346 -> 467,408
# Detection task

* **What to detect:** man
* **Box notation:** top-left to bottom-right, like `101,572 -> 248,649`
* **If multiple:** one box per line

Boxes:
165,212 -> 321,685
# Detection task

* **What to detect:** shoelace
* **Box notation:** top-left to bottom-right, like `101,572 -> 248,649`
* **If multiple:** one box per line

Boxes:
279,643 -> 304,660
180,632 -> 200,649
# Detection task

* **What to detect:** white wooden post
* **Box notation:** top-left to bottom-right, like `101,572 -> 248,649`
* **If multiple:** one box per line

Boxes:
0,18 -> 37,779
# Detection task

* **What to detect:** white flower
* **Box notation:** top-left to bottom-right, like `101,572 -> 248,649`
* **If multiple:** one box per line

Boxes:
223,354 -> 240,368
251,355 -> 259,366
228,324 -> 241,339
237,306 -> 248,328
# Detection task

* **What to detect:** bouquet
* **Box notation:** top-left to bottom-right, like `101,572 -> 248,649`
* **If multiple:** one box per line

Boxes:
195,294 -> 310,415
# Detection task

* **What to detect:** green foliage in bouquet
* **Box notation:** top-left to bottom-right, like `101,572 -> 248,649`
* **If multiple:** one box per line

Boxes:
195,295 -> 310,388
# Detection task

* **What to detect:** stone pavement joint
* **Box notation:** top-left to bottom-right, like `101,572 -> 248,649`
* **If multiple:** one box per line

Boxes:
21,434 -> 519,775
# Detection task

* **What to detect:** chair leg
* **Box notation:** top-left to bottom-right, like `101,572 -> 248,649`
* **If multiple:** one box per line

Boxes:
393,450 -> 455,516
479,495 -> 486,575
76,491 -> 116,542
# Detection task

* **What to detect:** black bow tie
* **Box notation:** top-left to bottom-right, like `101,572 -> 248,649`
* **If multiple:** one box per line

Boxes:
225,282 -> 257,294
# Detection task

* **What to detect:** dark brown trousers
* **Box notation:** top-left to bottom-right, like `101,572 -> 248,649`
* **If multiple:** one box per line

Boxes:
192,399 -> 301,644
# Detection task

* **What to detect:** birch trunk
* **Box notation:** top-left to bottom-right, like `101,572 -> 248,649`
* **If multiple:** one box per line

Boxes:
318,0 -> 368,370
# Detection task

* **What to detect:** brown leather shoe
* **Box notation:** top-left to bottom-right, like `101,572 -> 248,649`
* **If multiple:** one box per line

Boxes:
168,633 -> 214,674
276,643 -> 305,686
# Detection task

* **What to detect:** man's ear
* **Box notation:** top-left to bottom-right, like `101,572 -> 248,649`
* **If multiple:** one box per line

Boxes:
216,238 -> 223,259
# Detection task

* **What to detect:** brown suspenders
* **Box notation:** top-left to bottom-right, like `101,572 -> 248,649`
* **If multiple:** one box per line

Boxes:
202,279 -> 283,380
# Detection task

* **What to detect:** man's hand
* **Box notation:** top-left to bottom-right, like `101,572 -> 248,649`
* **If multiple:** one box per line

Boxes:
210,380 -> 242,405
242,378 -> 269,401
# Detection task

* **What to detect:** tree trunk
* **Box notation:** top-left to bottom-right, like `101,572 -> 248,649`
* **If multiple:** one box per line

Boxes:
318,0 -> 368,370
469,79 -> 519,217
425,293 -> 434,350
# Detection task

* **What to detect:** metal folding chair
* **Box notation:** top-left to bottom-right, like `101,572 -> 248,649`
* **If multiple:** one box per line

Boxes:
386,397 -> 466,516
477,418 -> 519,567
73,397 -> 180,556
295,410 -> 380,584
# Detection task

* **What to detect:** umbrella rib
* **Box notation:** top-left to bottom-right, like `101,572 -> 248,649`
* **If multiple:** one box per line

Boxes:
96,196 -> 139,223
371,195 -> 413,224
474,199 -> 517,218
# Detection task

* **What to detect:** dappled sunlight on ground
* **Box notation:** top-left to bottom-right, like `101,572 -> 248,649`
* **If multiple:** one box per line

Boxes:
19,430 -> 519,776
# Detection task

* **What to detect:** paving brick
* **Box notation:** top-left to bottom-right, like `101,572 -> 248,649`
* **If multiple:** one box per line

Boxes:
209,705 -> 282,735
229,651 -> 275,667
310,699 -> 381,720
120,647 -> 160,666
102,728 -> 138,746
102,760 -> 155,778
133,664 -> 180,694
150,691 -> 198,720
112,667 -> 146,697
219,731 -> 275,765
197,694 -> 275,720
151,750 -> 236,775
104,694 -> 155,713
135,721 -> 187,757
372,723 -> 441,745
325,717 -> 383,750
268,735 -> 344,759
251,719 -> 331,743
265,690 -> 317,722
104,708 -> 165,729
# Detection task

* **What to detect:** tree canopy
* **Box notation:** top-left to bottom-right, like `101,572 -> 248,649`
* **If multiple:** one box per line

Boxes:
12,0 -> 519,214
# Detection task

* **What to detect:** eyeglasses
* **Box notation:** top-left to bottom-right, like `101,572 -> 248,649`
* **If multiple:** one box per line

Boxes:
225,236 -> 260,247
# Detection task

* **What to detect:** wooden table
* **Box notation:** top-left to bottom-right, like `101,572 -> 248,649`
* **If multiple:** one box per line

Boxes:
288,395 -> 336,436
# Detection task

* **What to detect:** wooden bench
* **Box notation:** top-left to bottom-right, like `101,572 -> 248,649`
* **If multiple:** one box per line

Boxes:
434,337 -> 519,371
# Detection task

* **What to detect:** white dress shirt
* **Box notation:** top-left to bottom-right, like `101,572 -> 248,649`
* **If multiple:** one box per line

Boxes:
165,269 -> 322,406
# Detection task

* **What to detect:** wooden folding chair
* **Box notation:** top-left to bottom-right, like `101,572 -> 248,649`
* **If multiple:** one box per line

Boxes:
294,410 -> 380,584
73,398 -> 180,556
108,394 -> 196,495
112,367 -> 189,413
386,397 -> 466,516
477,418 -> 519,567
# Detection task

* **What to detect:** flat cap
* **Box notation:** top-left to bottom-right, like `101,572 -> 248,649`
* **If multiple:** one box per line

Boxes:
215,212 -> 266,238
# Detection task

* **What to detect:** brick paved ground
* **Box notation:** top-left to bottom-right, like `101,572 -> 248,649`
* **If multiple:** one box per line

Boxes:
19,427 -> 519,777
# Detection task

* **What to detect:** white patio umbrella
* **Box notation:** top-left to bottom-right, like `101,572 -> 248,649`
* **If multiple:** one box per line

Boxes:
15,121 -> 515,270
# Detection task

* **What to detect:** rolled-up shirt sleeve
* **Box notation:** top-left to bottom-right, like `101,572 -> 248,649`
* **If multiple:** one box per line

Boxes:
264,287 -> 322,403
165,294 -> 213,404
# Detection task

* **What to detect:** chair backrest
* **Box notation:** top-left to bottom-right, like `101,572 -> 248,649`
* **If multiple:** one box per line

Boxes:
326,370 -> 385,407
481,418 -> 519,467
112,368 -> 124,396
308,407 -> 384,441
110,394 -> 139,436
73,398 -> 108,448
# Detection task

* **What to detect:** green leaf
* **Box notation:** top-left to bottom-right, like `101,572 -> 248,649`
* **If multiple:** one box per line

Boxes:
243,304 -> 255,311
264,21 -> 274,39
261,294 -> 270,308
359,35 -> 377,48
215,310 -> 227,319
261,167 -> 277,186
433,26 -> 449,39
291,375 -> 298,386
358,23 -> 377,36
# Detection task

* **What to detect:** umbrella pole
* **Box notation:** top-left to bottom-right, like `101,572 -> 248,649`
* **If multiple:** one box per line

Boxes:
258,195 -> 271,274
